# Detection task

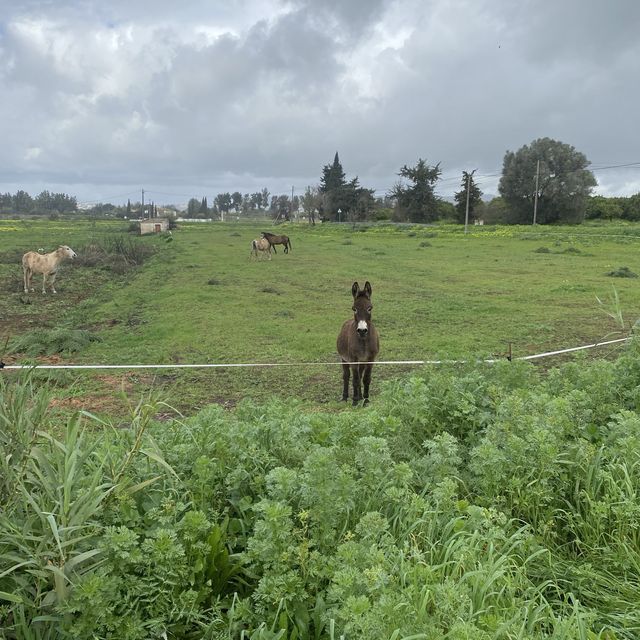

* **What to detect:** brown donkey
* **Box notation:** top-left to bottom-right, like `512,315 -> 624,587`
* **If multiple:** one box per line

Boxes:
337,281 -> 380,406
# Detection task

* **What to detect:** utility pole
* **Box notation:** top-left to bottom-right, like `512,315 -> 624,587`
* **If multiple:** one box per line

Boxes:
533,160 -> 540,225
464,169 -> 476,235
141,188 -> 145,219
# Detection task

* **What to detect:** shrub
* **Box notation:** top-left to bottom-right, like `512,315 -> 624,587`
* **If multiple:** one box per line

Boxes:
606,266 -> 638,278
74,236 -> 156,271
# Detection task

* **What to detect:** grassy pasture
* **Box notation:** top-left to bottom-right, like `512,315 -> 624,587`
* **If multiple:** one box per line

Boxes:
2,218 -> 640,414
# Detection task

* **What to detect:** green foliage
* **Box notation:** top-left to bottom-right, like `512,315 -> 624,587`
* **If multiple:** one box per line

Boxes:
586,193 -> 640,221
391,158 -> 442,223
454,171 -> 483,224
499,137 -> 597,224
318,153 -> 375,222
5,345 -> 640,637
8,328 -> 100,356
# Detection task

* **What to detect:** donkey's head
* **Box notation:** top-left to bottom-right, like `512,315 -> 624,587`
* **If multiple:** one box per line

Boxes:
351,281 -> 373,338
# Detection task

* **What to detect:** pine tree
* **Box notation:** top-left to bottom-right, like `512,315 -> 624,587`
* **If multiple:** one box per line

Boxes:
391,159 -> 442,223
320,152 -> 347,194
454,171 -> 483,224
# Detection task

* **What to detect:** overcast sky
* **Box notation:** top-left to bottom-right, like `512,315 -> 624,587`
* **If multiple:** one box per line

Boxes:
1,0 -> 639,206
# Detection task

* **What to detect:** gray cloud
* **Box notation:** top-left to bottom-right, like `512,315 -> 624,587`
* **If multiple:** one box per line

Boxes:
0,0 -> 638,203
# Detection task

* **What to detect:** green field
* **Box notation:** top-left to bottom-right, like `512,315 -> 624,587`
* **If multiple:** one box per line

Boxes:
4,218 -> 640,638
2,218 -> 640,413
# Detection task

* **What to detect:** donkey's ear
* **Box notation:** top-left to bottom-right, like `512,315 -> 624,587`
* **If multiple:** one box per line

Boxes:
364,281 -> 372,297
352,281 -> 360,298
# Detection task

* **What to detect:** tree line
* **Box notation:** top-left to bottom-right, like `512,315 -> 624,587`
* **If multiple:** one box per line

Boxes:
0,190 -> 78,217
2,138 -> 638,224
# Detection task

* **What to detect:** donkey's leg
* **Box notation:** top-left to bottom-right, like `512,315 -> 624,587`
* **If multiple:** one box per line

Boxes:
362,364 -> 373,405
351,364 -> 362,406
49,272 -> 57,294
23,267 -> 28,293
341,362 -> 350,401
42,272 -> 47,294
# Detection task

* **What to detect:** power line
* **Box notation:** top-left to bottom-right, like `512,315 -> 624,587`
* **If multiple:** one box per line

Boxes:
77,190 -> 140,205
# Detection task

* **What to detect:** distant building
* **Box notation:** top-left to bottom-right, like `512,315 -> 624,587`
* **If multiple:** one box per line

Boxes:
139,218 -> 169,234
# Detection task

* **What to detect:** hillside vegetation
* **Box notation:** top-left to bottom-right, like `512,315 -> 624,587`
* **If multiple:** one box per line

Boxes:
2,344 -> 640,638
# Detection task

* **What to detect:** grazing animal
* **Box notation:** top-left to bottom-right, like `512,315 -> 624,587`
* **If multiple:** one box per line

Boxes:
337,281 -> 380,406
261,231 -> 292,254
22,245 -> 77,294
250,237 -> 272,260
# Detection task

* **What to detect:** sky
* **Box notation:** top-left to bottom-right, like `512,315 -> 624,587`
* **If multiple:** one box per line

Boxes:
1,0 -> 639,207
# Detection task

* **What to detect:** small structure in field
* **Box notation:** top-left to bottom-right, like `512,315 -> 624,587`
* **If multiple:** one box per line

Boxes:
139,218 -> 169,235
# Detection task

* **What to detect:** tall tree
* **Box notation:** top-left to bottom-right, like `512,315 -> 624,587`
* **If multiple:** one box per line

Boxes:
319,152 -> 348,220
318,152 -> 374,221
186,198 -> 200,218
499,137 -> 597,224
271,195 -> 291,221
260,188 -> 270,210
13,190 -> 34,213
301,186 -> 320,225
390,158 -> 442,223
231,192 -> 243,212
214,193 -> 232,215
320,152 -> 346,193
454,171 -> 483,224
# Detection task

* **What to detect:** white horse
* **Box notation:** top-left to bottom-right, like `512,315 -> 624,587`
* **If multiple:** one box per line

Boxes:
250,237 -> 272,261
22,245 -> 77,294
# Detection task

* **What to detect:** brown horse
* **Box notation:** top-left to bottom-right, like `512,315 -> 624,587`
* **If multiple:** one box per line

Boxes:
261,231 -> 292,254
337,281 -> 380,406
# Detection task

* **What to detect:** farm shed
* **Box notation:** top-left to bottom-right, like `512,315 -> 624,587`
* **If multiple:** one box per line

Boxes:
139,218 -> 169,234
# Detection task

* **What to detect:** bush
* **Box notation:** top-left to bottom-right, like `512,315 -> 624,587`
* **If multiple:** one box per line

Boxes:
606,266 -> 638,278
74,236 -> 156,271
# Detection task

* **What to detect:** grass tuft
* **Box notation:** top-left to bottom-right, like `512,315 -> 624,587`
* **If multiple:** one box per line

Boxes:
8,328 -> 100,356
606,266 -> 638,278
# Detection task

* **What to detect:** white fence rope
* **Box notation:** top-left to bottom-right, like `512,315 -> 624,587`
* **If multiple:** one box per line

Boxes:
0,337 -> 631,371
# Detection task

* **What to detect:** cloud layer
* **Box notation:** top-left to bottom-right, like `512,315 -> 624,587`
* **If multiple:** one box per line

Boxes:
1,0 -> 639,204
